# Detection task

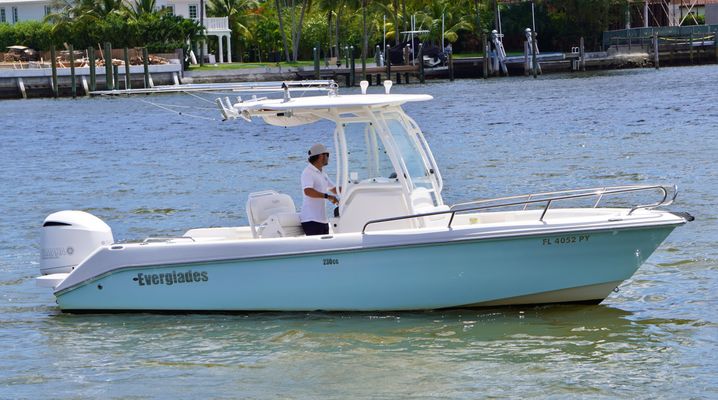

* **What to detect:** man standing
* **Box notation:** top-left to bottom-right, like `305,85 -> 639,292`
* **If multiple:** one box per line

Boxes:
300,143 -> 339,236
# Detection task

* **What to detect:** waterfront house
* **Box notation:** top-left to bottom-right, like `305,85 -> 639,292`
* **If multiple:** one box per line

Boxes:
0,0 -> 52,24
0,0 -> 232,63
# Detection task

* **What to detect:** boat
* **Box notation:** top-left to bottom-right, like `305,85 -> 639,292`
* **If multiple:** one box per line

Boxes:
36,80 -> 692,312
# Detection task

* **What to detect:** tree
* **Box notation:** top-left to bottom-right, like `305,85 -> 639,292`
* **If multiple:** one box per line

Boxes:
275,0 -> 313,62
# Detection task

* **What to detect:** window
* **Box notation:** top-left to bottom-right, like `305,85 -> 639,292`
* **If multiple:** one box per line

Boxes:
343,122 -> 395,183
0,8 -> 5,23
162,4 -> 174,15
384,116 -> 432,189
12,6 -> 18,23
44,5 -> 52,16
188,4 -> 197,19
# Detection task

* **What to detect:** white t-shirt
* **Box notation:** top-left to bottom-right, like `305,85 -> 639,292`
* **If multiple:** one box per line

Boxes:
300,163 -> 335,223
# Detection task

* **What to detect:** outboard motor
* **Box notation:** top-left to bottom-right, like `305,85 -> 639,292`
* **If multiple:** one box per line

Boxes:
40,210 -> 114,275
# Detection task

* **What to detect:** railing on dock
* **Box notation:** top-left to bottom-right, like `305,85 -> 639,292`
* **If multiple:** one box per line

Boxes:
603,25 -> 718,49
361,185 -> 677,233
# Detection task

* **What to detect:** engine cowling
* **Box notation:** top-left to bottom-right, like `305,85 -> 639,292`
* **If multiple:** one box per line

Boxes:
40,211 -> 114,275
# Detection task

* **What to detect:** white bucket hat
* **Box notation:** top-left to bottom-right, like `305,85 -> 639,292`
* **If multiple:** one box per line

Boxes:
308,143 -> 329,157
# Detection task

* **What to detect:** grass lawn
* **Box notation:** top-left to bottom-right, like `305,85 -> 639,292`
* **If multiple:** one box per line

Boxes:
188,58 -> 384,71
188,61 -> 315,71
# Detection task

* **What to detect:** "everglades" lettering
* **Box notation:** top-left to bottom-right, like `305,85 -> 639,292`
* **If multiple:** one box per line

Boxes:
133,270 -> 209,286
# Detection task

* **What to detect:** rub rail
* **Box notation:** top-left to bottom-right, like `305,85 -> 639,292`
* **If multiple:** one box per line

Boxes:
361,184 -> 677,234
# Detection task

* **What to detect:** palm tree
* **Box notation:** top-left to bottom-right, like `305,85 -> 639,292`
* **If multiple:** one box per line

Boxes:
123,0 -> 158,18
275,0 -> 313,62
316,0 -> 340,59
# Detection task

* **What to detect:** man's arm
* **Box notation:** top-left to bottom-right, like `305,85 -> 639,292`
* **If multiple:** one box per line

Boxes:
304,188 -> 338,204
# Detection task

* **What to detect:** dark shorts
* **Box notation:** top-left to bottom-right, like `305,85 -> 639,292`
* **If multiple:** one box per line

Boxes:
302,221 -> 329,236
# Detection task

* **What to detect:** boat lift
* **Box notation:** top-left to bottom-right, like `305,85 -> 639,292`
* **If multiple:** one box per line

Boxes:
399,14 -> 430,65
490,30 -> 509,75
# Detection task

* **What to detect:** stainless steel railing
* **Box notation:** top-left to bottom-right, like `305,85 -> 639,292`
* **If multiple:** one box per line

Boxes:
361,184 -> 677,234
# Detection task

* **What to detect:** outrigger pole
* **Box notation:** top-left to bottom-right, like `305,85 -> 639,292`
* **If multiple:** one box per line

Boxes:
89,80 -> 338,96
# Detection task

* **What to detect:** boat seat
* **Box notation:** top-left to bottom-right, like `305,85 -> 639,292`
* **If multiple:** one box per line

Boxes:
246,190 -> 304,238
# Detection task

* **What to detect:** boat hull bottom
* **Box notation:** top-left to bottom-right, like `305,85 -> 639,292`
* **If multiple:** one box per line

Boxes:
459,280 -> 621,308
58,281 -> 618,314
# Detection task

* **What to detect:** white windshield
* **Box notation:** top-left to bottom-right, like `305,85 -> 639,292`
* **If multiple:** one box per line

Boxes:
383,114 -> 433,190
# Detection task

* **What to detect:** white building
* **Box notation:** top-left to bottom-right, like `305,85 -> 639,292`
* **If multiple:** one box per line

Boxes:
0,0 -> 232,63
0,0 -> 53,24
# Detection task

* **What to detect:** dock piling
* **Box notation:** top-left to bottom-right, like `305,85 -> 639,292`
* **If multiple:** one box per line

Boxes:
104,42 -> 113,90
482,35 -> 489,79
89,46 -> 96,91
313,47 -> 320,79
449,52 -> 454,81
344,46 -> 349,72
142,47 -> 151,88
69,44 -> 76,98
653,32 -> 660,69
124,47 -> 131,90
689,32 -> 694,64
523,41 -> 529,76
50,47 -> 58,98
579,37 -> 586,71
350,46 -> 356,87
385,45 -> 391,82
532,31 -> 539,78
17,77 -> 27,99
418,43 -> 425,83
113,64 -> 119,91
81,76 -> 89,96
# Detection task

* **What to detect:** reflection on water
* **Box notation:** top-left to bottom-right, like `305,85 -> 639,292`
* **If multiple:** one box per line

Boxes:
1,305 -> 706,398
1,65 -> 717,398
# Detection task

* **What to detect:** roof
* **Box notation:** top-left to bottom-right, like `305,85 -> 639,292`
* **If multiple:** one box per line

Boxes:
220,93 -> 433,126
235,94 -> 433,112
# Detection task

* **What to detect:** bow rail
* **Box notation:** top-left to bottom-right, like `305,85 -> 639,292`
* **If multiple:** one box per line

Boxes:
361,184 -> 678,234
